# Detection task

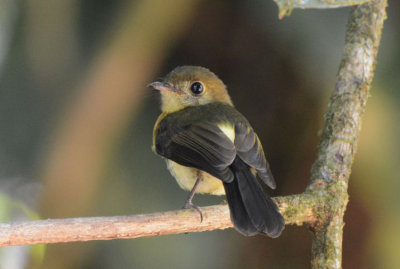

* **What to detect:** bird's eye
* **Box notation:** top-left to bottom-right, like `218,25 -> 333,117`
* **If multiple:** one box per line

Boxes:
190,82 -> 204,95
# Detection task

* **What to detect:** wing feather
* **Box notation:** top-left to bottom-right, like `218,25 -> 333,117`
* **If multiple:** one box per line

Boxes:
234,122 -> 276,189
155,103 -> 275,189
156,121 -> 236,183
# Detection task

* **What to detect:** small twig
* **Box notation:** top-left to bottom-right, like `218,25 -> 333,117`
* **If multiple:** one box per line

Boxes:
274,0 -> 373,19
0,195 -> 315,247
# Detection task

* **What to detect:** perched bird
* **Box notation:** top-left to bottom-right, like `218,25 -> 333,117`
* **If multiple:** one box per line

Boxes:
149,66 -> 284,237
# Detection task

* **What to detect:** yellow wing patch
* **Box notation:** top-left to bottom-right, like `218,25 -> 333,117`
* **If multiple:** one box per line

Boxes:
217,123 -> 235,142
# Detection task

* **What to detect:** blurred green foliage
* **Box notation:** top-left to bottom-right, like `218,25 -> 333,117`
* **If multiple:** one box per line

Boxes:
0,194 -> 45,268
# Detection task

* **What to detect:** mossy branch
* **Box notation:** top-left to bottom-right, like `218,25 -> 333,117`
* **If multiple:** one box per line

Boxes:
0,195 -> 315,247
306,1 -> 387,268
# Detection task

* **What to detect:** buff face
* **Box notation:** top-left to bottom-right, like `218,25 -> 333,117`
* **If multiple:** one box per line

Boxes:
150,66 -> 232,113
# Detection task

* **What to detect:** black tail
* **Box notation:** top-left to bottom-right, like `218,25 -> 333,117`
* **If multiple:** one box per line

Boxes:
223,157 -> 285,237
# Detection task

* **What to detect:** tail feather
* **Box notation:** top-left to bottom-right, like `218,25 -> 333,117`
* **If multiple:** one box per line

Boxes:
225,157 -> 285,237
223,181 -> 258,236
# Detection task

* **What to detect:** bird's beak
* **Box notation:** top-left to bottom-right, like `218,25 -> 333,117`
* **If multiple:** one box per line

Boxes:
147,81 -> 175,92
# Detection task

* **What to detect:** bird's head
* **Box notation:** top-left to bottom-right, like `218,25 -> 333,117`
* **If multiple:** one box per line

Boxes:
148,66 -> 233,113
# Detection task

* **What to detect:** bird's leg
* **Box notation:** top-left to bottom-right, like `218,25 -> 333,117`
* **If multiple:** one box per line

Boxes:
183,172 -> 203,222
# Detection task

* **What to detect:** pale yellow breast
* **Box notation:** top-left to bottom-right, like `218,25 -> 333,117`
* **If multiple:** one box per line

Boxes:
166,160 -> 225,196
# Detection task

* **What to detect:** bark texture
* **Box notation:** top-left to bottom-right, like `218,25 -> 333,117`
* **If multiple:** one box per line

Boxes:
306,1 -> 387,268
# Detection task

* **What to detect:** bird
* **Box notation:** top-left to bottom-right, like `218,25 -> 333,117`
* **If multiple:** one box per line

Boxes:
148,66 -> 284,237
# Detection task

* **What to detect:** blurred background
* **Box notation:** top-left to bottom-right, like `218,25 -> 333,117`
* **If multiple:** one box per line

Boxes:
0,0 -> 399,268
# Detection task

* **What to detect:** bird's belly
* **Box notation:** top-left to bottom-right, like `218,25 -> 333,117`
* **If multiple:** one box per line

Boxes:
166,160 -> 225,196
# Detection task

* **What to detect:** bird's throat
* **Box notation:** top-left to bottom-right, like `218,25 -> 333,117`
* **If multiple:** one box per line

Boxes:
160,92 -> 187,113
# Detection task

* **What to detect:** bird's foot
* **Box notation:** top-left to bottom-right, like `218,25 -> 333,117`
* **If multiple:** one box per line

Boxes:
182,202 -> 203,223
